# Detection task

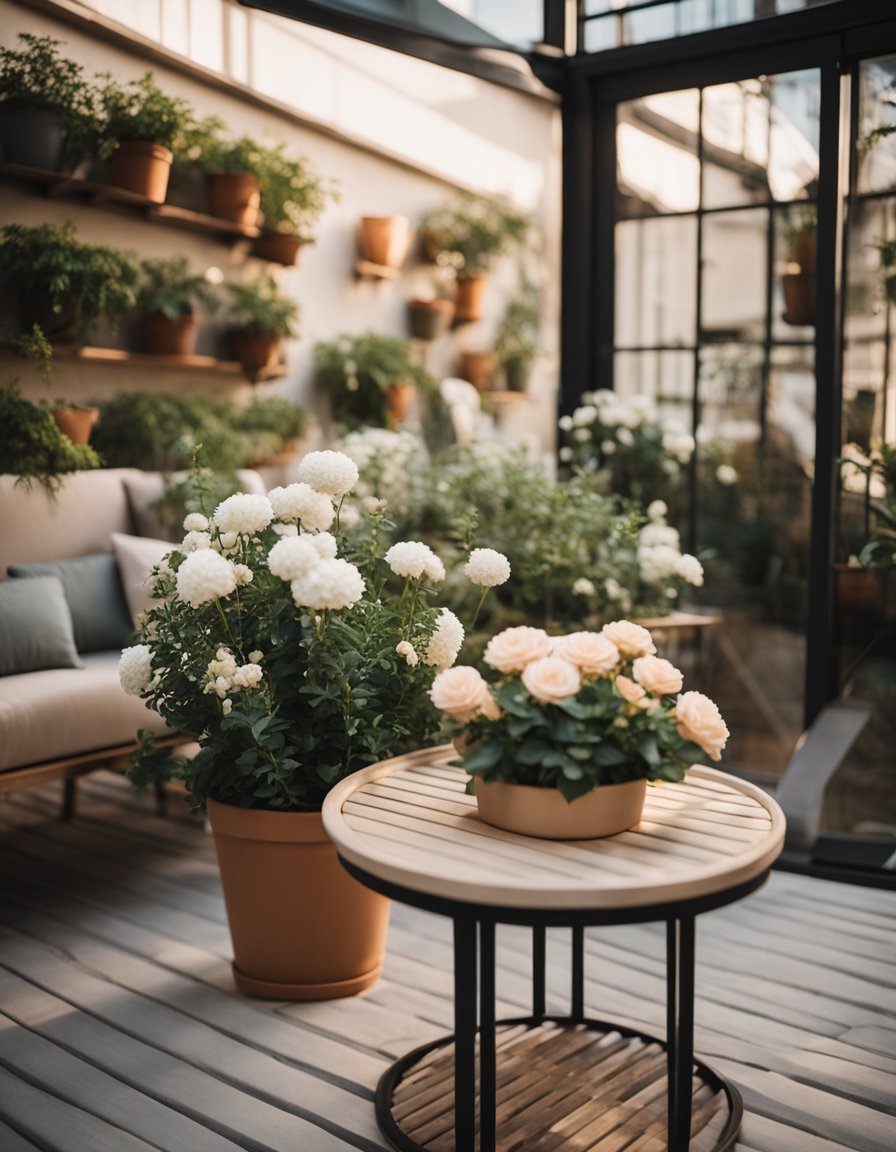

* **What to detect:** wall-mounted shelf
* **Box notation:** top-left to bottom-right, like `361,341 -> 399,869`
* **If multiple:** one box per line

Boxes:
0,161 -> 260,242
355,259 -> 401,280
53,346 -> 286,382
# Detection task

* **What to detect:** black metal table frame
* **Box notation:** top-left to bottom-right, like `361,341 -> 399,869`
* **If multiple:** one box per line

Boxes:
342,859 -> 772,1152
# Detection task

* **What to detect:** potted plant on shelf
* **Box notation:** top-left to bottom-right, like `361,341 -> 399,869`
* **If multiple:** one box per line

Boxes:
781,202 -> 817,327
135,256 -> 219,356
0,379 -> 101,490
231,395 -> 311,466
0,221 -> 138,345
122,452 -> 509,997
223,274 -> 299,380
194,130 -> 263,228
96,71 -> 197,203
314,331 -> 434,429
874,237 -> 896,306
420,195 -> 531,323
430,620 -> 729,839
0,33 -> 98,172
358,215 -> 411,271
494,284 -> 541,391
251,142 -> 338,265
407,295 -> 455,341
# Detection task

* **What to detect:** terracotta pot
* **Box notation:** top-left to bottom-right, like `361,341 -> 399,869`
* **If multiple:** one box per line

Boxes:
793,232 -> 817,275
454,274 -> 487,324
782,273 -> 815,327
251,231 -> 303,266
475,777 -> 647,840
408,298 -> 454,341
230,329 -> 281,380
108,139 -> 173,203
835,564 -> 885,616
52,406 -> 100,445
206,172 -> 261,227
207,798 -> 390,999
458,349 -> 495,393
0,105 -> 66,171
359,215 -> 410,269
387,382 -> 417,428
141,312 -> 199,356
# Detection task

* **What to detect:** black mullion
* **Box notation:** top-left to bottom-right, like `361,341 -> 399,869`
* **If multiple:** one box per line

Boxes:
593,86 -> 617,398
690,87 -> 705,559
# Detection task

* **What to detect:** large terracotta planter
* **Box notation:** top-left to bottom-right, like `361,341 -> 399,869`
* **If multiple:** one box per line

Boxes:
251,231 -> 302,266
474,777 -> 647,840
108,139 -> 173,203
141,312 -> 199,356
454,274 -> 487,324
52,405 -> 100,445
206,172 -> 261,227
207,798 -> 390,1000
359,215 -> 410,269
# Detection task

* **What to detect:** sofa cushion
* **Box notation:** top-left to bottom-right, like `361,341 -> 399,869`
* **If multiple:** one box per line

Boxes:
8,554 -> 134,654
111,533 -> 172,628
0,651 -> 171,773
123,468 -> 269,541
0,575 -> 84,677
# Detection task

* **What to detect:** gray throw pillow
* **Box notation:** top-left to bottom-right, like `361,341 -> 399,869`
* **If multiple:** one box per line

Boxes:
8,553 -> 134,654
0,575 -> 84,676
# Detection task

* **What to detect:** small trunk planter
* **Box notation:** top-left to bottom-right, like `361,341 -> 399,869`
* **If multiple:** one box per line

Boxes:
408,298 -> 454,341
251,231 -> 303,266
474,777 -> 647,840
359,215 -> 411,270
140,312 -> 199,357
108,140 -> 173,204
206,172 -> 261,228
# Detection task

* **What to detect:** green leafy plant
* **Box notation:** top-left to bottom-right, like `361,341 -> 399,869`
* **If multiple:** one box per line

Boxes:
841,441 -> 896,568
494,283 -> 541,375
96,71 -> 197,156
314,332 -> 433,428
431,621 -> 729,801
0,221 -> 138,343
420,194 -> 531,277
224,275 -> 300,340
0,380 -> 100,491
121,452 -> 508,811
136,257 -> 219,321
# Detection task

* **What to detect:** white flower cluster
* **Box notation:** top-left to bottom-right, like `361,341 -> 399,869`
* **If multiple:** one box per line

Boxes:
213,493 -> 274,536
291,558 -> 366,611
338,427 -> 428,517
268,483 -> 335,532
637,511 -> 704,589
385,541 -> 445,582
464,548 -> 511,588
119,644 -> 156,696
559,390 -> 695,469
176,548 -> 239,608
296,450 -> 359,497
424,608 -> 464,669
203,647 -> 264,700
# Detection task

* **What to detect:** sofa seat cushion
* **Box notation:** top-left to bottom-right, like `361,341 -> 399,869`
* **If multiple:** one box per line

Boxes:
0,652 -> 171,773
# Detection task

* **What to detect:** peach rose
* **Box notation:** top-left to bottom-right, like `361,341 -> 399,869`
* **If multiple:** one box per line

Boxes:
632,655 -> 683,696
551,631 -> 620,676
521,657 -> 581,704
483,626 -> 552,674
601,620 -> 657,659
429,666 -> 494,723
615,674 -> 646,705
675,691 -> 729,761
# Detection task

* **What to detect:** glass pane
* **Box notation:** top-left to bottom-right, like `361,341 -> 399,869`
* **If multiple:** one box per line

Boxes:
615,217 -> 697,347
614,350 -> 695,414
617,93 -> 701,216
702,81 -> 770,209
844,197 -> 889,347
767,70 -> 820,202
702,209 -> 768,341
857,55 -> 896,196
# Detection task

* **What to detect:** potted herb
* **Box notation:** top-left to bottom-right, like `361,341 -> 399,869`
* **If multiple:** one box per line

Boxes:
252,142 -> 338,265
0,33 -> 98,172
0,380 -> 101,490
359,215 -> 410,271
781,202 -> 816,326
136,256 -> 219,356
420,195 -> 531,322
232,395 -> 311,465
314,332 -> 433,429
0,221 -> 138,345
407,295 -> 455,341
494,285 -> 541,391
96,71 -> 197,203
195,131 -> 263,228
121,453 -> 509,997
224,275 -> 299,380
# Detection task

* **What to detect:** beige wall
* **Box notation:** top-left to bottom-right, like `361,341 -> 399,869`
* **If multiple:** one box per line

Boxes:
0,0 -> 561,450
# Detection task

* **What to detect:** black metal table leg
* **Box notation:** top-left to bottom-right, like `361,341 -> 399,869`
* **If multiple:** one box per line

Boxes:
454,916 -> 478,1150
479,918 -> 497,1152
532,925 -> 546,1020
571,924 -> 585,1022
667,915 -> 696,1151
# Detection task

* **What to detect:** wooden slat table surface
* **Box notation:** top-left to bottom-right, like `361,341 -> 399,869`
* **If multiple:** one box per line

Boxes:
323,746 -> 787,912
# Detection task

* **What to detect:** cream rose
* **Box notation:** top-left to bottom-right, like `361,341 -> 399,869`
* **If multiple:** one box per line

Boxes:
521,657 -> 581,704
615,674 -> 646,705
552,631 -> 620,676
601,619 -> 657,658
632,655 -> 683,696
675,691 -> 729,761
429,666 -> 494,723
483,626 -> 552,674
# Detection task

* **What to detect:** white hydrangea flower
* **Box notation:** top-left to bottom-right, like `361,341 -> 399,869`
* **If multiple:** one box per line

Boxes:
424,553 -> 446,583
559,446 -> 573,462
424,608 -> 465,669
647,500 -> 668,521
574,427 -> 591,442
677,553 -> 704,587
213,493 -> 274,536
573,577 -> 596,597
297,450 -> 359,497
291,558 -> 365,611
232,563 -> 253,586
268,483 -> 336,532
248,650 -> 263,663
385,541 -> 439,580
396,640 -> 419,667
218,531 -> 239,552
639,544 -> 684,584
209,649 -> 237,679
272,522 -> 299,537
310,532 -> 338,560
181,530 -> 212,552
639,522 -> 681,549
183,513 -> 209,532
616,426 -> 635,447
716,464 -> 738,485
119,644 -> 154,695
464,548 -> 511,588
558,415 -> 573,432
233,663 -> 264,688
572,405 -> 597,426
176,549 -> 237,607
267,535 -> 321,581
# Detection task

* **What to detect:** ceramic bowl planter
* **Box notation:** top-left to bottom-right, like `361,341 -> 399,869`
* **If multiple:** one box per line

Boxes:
408,297 -> 454,341
359,215 -> 411,270
141,312 -> 199,357
207,172 -> 261,228
251,231 -> 302,266
207,799 -> 390,1000
108,140 -> 173,203
52,405 -> 100,445
474,777 -> 647,840
454,274 -> 487,324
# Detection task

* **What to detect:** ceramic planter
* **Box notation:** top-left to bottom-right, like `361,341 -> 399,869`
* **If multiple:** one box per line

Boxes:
503,359 -> 533,392
251,231 -> 303,266
781,272 -> 815,327
359,215 -> 411,269
408,298 -> 454,341
454,274 -> 487,324
206,172 -> 261,227
141,312 -> 199,357
230,329 -> 281,380
52,406 -> 100,445
0,105 -> 66,171
206,798 -> 390,1000
108,140 -> 173,203
386,382 -> 417,428
474,777 -> 647,840
458,349 -> 495,393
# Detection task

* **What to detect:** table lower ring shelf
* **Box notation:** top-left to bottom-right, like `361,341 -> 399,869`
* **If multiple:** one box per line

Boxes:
375,1014 -> 742,1152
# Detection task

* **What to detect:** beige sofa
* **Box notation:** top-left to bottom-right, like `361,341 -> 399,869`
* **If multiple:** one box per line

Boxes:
0,468 -> 261,816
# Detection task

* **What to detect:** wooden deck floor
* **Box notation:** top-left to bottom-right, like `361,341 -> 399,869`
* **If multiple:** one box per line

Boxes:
0,772 -> 893,1152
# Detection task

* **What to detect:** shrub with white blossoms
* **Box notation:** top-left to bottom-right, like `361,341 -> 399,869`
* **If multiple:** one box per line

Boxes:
430,620 -> 729,802
120,452 -> 510,812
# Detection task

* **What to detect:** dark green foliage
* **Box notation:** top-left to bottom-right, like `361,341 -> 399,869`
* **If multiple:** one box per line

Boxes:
315,332 -> 434,428
136,257 -> 219,321
224,276 -> 300,340
97,70 -> 197,155
0,380 -> 100,491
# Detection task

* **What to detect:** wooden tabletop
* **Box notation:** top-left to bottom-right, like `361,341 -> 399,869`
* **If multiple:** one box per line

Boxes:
323,746 -> 786,912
